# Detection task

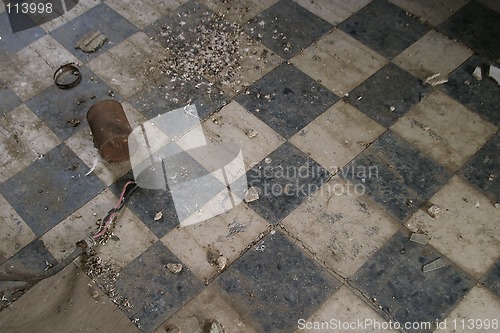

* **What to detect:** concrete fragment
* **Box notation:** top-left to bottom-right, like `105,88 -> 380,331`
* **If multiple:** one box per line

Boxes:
489,65 -> 500,85
424,73 -> 448,87
427,204 -> 444,219
209,320 -> 225,333
410,233 -> 430,245
154,211 -> 163,221
217,256 -> 228,271
472,66 -> 482,80
244,186 -> 260,203
246,129 -> 258,138
166,263 -> 183,274
76,31 -> 108,53
423,258 -> 445,273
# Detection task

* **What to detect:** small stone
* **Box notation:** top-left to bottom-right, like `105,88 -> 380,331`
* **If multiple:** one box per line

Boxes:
246,129 -> 258,138
217,256 -> 228,271
166,263 -> 183,274
495,203 -> 500,209
476,201 -> 480,208
244,186 -> 260,203
472,66 -> 482,81
209,320 -> 225,333
427,204 -> 444,219
154,212 -> 163,221
264,157 -> 272,164
389,106 -> 396,112
423,258 -> 445,272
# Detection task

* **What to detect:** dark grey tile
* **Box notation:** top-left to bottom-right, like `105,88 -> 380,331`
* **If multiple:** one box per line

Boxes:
0,81 -> 21,116
216,230 -> 341,333
439,0 -> 500,61
351,231 -> 475,333
0,239 -> 57,310
114,241 -> 204,333
0,12 -> 46,55
129,71 -> 228,121
245,0 -> 333,59
235,63 -> 339,139
346,62 -> 432,128
441,55 -> 500,126
0,144 -> 106,236
481,259 -> 500,298
460,131 -> 500,203
245,142 -> 330,224
339,0 -> 429,59
50,3 -> 138,62
26,66 -> 119,141
341,131 -> 452,223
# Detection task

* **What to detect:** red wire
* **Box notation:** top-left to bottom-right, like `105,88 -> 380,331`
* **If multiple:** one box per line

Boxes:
93,181 -> 135,240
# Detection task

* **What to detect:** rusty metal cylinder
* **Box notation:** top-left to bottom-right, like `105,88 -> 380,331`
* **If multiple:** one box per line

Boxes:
87,100 -> 133,163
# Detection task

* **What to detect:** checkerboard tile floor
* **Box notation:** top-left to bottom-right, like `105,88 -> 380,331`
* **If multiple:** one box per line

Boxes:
1,1 -> 499,332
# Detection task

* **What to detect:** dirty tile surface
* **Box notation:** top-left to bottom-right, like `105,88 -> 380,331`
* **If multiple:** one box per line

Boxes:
235,63 -> 339,139
351,231 -> 475,333
216,230 -> 341,333
1,0 -> 499,332
346,63 -> 432,128
339,0 -> 429,59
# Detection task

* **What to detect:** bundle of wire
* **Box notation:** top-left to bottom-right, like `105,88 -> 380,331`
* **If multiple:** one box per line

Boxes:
93,180 -> 138,240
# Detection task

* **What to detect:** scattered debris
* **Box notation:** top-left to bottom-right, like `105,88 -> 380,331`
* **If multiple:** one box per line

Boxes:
495,203 -> 500,209
67,119 -> 81,127
427,204 -> 444,219
244,186 -> 260,203
82,250 -> 130,308
76,31 -> 108,53
166,263 -> 183,274
245,129 -> 258,138
475,201 -> 480,208
423,258 -> 445,273
424,73 -> 448,87
157,11 -> 244,88
489,174 -> 496,181
209,320 -> 225,333
264,157 -> 272,164
410,233 -> 430,245
489,65 -> 500,85
472,66 -> 482,80
217,256 -> 228,271
154,211 -> 163,221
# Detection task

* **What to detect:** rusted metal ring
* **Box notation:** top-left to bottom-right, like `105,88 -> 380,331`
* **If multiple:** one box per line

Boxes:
54,63 -> 82,89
